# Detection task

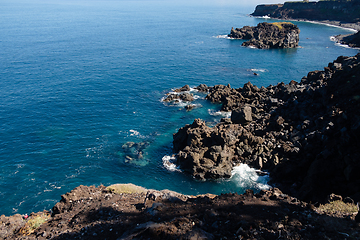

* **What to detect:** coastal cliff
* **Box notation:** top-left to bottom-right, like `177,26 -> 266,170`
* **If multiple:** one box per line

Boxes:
252,0 -> 360,24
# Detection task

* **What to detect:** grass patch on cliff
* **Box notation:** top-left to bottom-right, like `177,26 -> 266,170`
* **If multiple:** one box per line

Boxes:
19,213 -> 50,235
272,22 -> 294,30
317,200 -> 358,215
106,183 -> 149,194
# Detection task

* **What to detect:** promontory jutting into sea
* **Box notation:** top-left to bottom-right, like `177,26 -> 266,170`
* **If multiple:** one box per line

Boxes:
0,0 -> 359,224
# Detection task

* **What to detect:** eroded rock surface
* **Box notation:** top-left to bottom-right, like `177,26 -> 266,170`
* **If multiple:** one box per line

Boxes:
229,22 -> 300,49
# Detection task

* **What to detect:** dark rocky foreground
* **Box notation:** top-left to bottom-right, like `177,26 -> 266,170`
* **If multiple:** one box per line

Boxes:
173,53 -> 360,204
228,22 -> 300,49
1,184 -> 359,239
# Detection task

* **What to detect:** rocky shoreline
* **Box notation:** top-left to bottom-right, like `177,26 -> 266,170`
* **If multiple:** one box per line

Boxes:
170,53 -> 360,205
334,31 -> 360,49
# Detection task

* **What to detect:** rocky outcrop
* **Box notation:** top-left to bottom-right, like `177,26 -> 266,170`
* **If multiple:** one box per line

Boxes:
173,118 -> 265,179
229,22 -> 300,49
173,53 -> 360,203
335,31 -> 360,48
163,93 -> 194,102
163,84 -> 195,103
252,1 -> 360,24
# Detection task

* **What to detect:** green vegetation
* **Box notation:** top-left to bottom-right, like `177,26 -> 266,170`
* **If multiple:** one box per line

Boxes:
20,213 -> 50,235
318,200 -> 358,215
106,183 -> 148,194
271,22 -> 294,30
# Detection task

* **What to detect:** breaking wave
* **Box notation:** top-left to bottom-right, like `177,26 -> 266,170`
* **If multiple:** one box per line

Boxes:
230,164 -> 271,191
162,155 -> 181,172
215,35 -> 231,39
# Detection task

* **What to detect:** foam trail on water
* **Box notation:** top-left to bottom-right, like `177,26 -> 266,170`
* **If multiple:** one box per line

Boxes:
251,68 -> 268,73
230,164 -> 271,191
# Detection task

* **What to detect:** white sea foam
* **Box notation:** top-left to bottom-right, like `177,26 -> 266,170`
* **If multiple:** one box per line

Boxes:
130,129 -> 140,136
230,164 -> 271,191
16,164 -> 25,169
162,98 -> 194,108
251,68 -> 268,73
330,36 -> 360,49
162,155 -> 181,172
306,20 -> 358,32
208,109 -> 231,118
252,15 -> 271,19
177,101 -> 188,107
215,35 -> 231,39
189,87 -> 199,92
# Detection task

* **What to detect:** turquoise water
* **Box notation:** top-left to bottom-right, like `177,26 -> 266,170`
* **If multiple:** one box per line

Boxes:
0,0 -> 358,216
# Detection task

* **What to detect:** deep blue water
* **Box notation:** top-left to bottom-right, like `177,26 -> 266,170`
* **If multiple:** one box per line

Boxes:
0,0 -> 358,216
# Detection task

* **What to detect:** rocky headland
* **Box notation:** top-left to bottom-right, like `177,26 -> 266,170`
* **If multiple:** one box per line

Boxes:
172,53 -> 360,204
250,0 -> 360,48
228,22 -> 300,49
251,0 -> 360,31
335,31 -> 360,48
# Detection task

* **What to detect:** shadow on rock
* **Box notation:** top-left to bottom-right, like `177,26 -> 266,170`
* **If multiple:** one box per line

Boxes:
13,186 -> 358,240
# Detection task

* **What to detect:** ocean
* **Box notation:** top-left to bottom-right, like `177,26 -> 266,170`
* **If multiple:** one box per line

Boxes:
0,0 -> 358,216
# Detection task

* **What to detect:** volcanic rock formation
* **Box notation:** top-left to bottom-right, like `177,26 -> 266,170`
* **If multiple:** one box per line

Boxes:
228,22 -> 300,49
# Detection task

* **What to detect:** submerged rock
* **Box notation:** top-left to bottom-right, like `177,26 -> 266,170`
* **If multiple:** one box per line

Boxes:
121,141 -> 150,166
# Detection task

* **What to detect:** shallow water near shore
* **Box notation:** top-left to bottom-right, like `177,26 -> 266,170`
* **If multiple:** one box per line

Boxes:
0,0 -> 359,216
